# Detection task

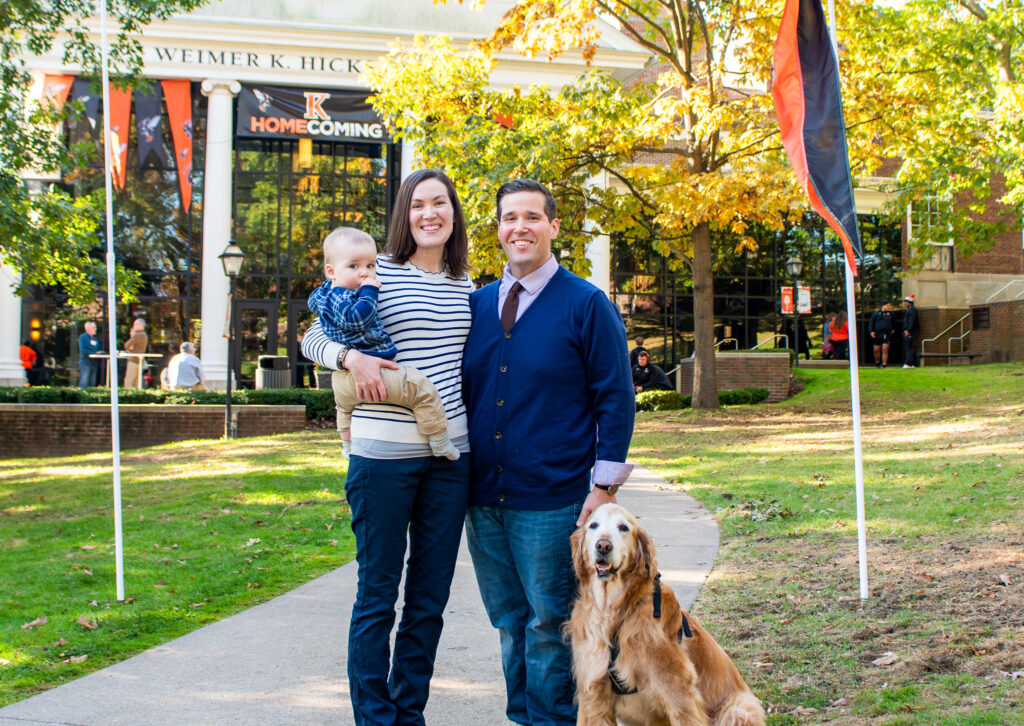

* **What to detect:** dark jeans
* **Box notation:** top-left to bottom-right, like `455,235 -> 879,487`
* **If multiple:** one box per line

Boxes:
832,339 -> 849,361
346,453 -> 470,726
904,334 -> 919,367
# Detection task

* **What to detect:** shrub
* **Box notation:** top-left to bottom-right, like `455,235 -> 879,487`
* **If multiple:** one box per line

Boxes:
164,390 -> 226,405
747,387 -> 770,403
635,390 -> 691,411
17,386 -> 87,403
718,388 -> 754,405
0,386 -> 20,403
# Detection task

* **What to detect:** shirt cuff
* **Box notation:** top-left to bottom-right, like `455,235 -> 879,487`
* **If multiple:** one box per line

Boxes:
592,460 -> 633,488
320,339 -> 346,370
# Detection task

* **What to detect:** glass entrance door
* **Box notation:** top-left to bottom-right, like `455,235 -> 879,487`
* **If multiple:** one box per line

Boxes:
231,300 -> 278,388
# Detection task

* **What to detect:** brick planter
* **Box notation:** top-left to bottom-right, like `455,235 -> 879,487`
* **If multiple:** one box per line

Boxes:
677,352 -> 791,403
0,404 -> 307,458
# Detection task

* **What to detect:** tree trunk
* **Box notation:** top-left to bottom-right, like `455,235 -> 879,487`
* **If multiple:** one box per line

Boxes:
690,221 -> 719,409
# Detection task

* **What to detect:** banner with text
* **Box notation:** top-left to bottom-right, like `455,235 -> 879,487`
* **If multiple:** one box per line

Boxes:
236,84 -> 389,143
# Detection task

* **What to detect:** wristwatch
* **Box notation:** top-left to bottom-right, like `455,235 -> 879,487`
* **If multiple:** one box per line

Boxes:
594,483 -> 620,496
336,346 -> 351,370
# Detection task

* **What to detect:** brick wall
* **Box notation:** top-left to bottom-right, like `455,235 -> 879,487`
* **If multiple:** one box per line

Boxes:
0,405 -> 307,459
968,300 -> 1024,363
678,352 -> 791,402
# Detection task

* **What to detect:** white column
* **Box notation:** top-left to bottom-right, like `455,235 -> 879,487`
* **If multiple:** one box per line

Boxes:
0,265 -> 26,386
584,173 -> 611,296
401,140 -> 417,181
199,79 -> 240,391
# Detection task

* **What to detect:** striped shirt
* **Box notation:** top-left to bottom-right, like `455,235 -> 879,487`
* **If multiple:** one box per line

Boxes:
302,256 -> 473,455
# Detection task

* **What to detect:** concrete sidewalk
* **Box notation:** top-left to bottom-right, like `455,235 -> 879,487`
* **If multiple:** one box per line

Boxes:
0,467 -> 718,726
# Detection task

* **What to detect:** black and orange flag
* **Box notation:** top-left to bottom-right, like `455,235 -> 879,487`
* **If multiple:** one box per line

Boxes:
772,0 -> 862,274
107,83 -> 131,190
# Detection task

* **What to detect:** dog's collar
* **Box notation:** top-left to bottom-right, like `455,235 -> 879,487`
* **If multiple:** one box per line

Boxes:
607,574 -> 692,696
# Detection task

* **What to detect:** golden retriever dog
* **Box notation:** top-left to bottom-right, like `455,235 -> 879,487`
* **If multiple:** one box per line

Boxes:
569,503 -> 765,726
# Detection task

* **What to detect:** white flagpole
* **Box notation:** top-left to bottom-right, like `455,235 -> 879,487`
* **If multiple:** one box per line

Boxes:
98,0 -> 126,602
828,0 -> 869,600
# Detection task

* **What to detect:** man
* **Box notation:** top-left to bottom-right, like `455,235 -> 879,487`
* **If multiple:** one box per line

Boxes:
78,321 -> 103,388
632,349 -> 673,392
628,335 -> 645,367
123,318 -> 148,388
462,179 -> 635,725
869,301 -> 894,368
167,342 -> 207,390
901,295 -> 920,368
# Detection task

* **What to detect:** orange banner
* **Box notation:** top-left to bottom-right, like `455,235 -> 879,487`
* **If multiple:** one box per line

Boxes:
41,75 -> 74,135
108,84 -> 131,190
161,80 -> 193,213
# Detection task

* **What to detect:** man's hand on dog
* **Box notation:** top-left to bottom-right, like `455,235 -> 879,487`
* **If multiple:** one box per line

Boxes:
577,488 -> 616,527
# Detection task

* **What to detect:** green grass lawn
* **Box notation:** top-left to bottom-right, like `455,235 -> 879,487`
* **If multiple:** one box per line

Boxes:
2,362 -> 1022,723
0,434 -> 354,706
631,362 -> 1024,724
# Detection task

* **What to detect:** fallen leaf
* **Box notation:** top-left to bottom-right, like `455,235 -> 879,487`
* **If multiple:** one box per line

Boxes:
242,538 -> 261,549
953,517 -> 966,523
998,574 -> 1011,586
89,600 -> 98,607
912,573 -> 935,583
65,655 -> 88,664
21,616 -> 47,629
53,638 -> 68,647
0,658 -> 11,666
791,707 -> 817,715
188,602 -> 205,609
997,670 -> 1024,680
872,652 -> 900,666
153,580 -> 167,588
80,545 -> 97,550
830,697 -> 850,707
75,616 -> 97,630
753,661 -> 775,668
123,597 -> 136,604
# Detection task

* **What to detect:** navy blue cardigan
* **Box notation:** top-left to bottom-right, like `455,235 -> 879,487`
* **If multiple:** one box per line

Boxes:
463,266 -> 635,510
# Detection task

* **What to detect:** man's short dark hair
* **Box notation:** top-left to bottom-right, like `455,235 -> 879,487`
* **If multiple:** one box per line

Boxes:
496,179 -> 557,222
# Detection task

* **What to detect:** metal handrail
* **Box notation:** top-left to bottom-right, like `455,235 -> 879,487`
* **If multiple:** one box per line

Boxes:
752,334 -> 787,350
985,279 -> 1024,302
921,313 -> 970,355
713,338 -> 739,351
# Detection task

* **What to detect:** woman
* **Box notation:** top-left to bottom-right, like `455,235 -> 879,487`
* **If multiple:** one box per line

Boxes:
301,169 -> 473,725
123,318 -> 148,388
830,310 -> 850,360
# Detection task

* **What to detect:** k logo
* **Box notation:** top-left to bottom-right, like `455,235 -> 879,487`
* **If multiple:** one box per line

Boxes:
303,92 -> 330,121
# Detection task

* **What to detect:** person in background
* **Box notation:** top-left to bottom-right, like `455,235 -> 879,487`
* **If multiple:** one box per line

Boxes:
628,335 -> 646,367
822,312 -> 837,359
123,318 -> 148,388
19,339 -> 37,384
830,310 -> 850,361
869,301 -> 894,368
78,321 -> 103,388
631,349 -> 673,393
166,342 -> 207,390
902,294 -> 920,368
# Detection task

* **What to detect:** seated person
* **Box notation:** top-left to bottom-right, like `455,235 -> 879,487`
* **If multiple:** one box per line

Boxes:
307,226 -> 459,462
166,342 -> 208,390
631,349 -> 672,393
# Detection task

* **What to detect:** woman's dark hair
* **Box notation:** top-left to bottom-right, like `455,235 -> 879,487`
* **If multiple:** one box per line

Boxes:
496,178 -> 557,222
385,168 -> 470,277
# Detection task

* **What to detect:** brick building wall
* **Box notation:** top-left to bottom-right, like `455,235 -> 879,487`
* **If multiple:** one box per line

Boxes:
918,307 -> 971,365
968,300 -> 1024,363
954,177 -> 1024,276
678,352 -> 791,402
0,404 -> 307,459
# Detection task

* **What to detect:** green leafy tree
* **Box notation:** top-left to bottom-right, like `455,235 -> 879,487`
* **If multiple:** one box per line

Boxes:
1,0 -> 206,304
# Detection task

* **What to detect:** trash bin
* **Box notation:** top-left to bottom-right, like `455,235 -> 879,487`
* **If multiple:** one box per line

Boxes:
255,355 -> 290,389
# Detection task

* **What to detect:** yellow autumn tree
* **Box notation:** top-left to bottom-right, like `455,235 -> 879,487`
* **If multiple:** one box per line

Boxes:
368,4 -> 808,408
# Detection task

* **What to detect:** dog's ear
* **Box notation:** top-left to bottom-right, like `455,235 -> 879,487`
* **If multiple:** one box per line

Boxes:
570,526 -> 590,585
632,526 -> 657,581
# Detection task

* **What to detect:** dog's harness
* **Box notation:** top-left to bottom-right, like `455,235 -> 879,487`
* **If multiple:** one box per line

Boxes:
608,573 -> 693,696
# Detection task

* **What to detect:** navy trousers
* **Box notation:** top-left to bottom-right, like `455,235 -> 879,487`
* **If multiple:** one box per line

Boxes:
345,454 -> 470,725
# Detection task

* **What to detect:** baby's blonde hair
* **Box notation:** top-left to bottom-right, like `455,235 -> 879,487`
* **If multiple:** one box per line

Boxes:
323,227 -> 377,267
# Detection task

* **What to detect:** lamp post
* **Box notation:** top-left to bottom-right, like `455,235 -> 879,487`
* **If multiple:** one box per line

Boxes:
219,241 -> 246,438
785,255 -> 803,368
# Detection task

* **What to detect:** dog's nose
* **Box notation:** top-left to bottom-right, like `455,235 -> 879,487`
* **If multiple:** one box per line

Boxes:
596,538 -> 612,556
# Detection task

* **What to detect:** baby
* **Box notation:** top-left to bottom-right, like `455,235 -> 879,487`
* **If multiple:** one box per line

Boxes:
307,227 -> 459,461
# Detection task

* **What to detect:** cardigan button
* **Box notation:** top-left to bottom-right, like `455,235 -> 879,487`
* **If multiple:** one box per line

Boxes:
498,494 -> 506,503
495,431 -> 503,439
497,465 -> 504,473
496,399 -> 504,406
504,331 -> 512,339
500,365 -> 507,373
